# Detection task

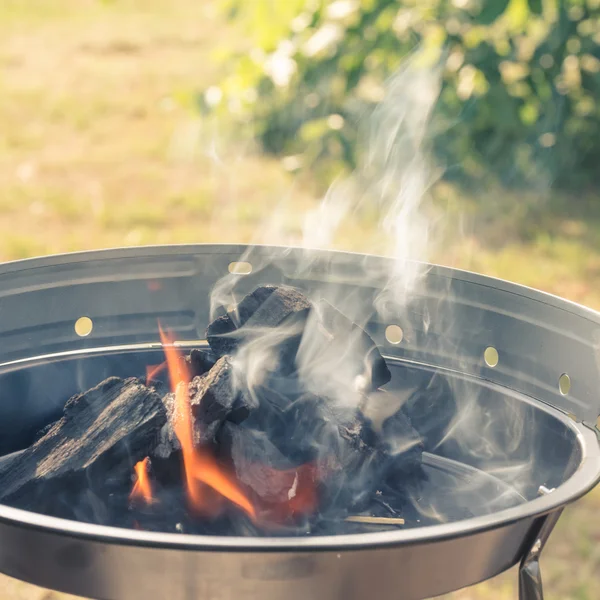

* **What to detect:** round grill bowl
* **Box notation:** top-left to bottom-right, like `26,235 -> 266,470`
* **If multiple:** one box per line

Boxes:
0,244 -> 598,600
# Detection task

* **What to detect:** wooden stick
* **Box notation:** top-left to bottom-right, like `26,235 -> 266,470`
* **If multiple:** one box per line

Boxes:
344,515 -> 405,526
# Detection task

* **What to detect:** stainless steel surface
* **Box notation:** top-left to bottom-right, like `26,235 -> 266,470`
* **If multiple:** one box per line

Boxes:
0,244 -> 598,422
0,244 -> 598,600
0,512 -> 542,600
518,509 -> 563,600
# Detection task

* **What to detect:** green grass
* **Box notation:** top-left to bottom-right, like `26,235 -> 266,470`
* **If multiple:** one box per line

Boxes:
0,1 -> 600,599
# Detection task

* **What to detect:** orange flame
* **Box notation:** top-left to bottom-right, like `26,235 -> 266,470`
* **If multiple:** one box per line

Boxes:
130,457 -> 153,505
146,362 -> 166,386
158,324 -> 256,520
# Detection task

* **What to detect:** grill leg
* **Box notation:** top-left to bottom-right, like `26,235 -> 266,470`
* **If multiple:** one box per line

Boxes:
518,509 -> 563,600
519,558 -> 543,600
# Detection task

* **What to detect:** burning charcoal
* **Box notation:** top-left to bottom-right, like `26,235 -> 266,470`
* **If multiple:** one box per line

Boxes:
318,427 -> 383,513
378,405 -> 424,484
400,371 -> 455,451
274,393 -> 382,513
190,356 -> 257,443
311,299 -> 391,392
148,451 -> 184,488
33,421 -> 56,442
0,377 -> 167,514
219,422 -> 297,504
0,449 -> 25,472
276,394 -> 359,464
154,392 -> 181,459
380,408 -> 423,465
283,392 -> 423,516
206,285 -> 312,364
157,356 -> 257,451
360,389 -> 423,474
184,348 -> 218,378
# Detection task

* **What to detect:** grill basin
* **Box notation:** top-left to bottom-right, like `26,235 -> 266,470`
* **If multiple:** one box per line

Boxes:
0,244 -> 598,600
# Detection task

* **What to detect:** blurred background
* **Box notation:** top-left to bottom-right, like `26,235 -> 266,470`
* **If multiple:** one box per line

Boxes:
1,0 -> 599,598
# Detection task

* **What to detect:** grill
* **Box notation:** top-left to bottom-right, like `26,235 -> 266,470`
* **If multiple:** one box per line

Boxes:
0,244 -> 598,600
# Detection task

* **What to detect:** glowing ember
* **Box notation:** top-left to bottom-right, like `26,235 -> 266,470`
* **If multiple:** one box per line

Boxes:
263,463 -> 318,523
158,324 -> 257,520
130,457 -> 153,505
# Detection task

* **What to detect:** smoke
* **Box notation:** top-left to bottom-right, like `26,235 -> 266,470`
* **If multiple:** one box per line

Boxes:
210,48 -> 443,412
205,49 -> 542,526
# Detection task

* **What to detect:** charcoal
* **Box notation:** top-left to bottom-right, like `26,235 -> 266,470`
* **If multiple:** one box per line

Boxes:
190,356 -> 257,443
319,424 -> 383,514
360,389 -> 423,471
33,421 -> 56,442
289,392 -> 423,514
184,348 -> 218,378
240,374 -> 305,440
0,449 -> 25,472
154,392 -> 181,458
147,451 -> 184,488
278,394 -> 361,463
311,299 -> 391,391
400,371 -> 455,451
205,315 -> 236,355
272,394 -> 379,512
219,422 -> 297,503
378,401 -> 424,479
157,356 -> 257,452
0,377 -> 167,513
206,285 -> 312,364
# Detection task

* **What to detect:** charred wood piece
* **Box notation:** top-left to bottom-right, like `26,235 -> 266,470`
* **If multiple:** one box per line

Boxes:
184,348 -> 218,378
0,377 -> 166,513
206,285 -> 312,364
219,422 -> 296,503
190,356 -> 257,442
157,356 -> 257,453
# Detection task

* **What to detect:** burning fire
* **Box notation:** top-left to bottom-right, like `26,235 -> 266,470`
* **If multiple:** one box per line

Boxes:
130,457 -> 153,505
129,325 -> 319,526
145,362 -> 166,386
158,325 -> 256,520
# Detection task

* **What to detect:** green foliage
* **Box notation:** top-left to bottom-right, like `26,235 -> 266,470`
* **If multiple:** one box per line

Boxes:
208,0 -> 600,190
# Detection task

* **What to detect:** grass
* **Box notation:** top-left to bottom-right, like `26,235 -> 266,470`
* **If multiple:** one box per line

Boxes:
0,1 -> 599,599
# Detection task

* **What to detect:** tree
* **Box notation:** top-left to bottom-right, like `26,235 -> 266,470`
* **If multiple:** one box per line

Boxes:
205,0 -> 600,190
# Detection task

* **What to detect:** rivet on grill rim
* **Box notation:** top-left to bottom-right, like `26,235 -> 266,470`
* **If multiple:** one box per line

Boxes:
484,346 -> 499,368
74,317 -> 93,337
228,261 -> 252,275
385,325 -> 403,344
558,373 -> 571,396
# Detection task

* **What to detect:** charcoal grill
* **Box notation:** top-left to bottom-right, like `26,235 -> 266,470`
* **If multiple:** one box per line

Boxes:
0,244 -> 599,600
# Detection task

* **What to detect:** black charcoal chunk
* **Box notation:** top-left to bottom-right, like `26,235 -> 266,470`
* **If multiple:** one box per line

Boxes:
206,285 -> 312,360
189,356 -> 257,443
205,315 -> 236,355
359,389 -> 423,472
379,405 -> 424,476
0,377 -> 166,512
400,371 -> 455,451
219,422 -> 296,503
185,348 -> 218,378
313,300 -> 391,391
33,421 -> 56,443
